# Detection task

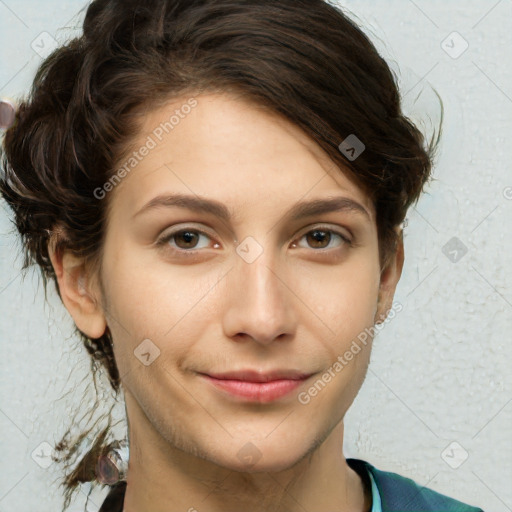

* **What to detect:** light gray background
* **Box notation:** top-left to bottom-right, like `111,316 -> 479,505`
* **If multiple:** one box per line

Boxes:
1,1 -> 511,511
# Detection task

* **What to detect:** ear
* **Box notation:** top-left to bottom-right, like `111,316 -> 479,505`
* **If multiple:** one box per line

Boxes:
374,227 -> 404,325
48,240 -> 107,339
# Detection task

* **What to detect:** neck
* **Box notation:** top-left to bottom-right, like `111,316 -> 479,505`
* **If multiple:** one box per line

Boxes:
121,389 -> 370,512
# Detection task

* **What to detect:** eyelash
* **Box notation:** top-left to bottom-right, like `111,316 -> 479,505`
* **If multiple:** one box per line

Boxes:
155,225 -> 353,256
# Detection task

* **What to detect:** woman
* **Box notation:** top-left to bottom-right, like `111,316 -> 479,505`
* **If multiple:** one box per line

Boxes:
0,0 -> 484,511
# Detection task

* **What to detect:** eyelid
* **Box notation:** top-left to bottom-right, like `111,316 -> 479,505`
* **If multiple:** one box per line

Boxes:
157,222 -> 215,239
155,223 -> 216,248
296,223 -> 352,242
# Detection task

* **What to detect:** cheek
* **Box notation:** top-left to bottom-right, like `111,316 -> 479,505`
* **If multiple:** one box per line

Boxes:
101,249 -> 217,375
101,235 -> 200,328
294,255 -> 380,342
300,264 -> 379,409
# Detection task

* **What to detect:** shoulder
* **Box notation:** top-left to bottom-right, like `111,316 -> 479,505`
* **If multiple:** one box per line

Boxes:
347,458 -> 484,512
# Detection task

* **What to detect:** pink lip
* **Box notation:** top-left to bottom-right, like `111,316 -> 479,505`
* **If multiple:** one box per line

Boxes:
204,369 -> 312,382
200,374 -> 310,403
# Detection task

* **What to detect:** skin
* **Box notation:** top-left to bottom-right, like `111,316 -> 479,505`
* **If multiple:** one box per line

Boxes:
49,92 -> 404,512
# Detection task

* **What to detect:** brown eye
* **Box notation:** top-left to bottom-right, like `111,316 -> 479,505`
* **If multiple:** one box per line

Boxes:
294,227 -> 351,251
156,228 -> 213,253
306,229 -> 333,249
173,230 -> 201,249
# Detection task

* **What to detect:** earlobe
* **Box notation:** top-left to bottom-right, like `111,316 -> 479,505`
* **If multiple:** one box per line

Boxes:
48,242 -> 107,339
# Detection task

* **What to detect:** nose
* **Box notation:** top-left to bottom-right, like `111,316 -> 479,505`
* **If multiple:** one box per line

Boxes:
222,241 -> 297,346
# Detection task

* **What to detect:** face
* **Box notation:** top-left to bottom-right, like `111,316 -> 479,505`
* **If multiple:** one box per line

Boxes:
88,92 -> 401,473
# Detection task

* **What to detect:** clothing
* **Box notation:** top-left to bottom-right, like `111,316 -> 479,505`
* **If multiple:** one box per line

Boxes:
368,468 -> 383,512
347,458 -> 483,512
98,457 -> 483,511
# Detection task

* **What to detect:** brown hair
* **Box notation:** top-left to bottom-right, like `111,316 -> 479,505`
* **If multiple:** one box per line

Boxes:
0,0 -> 441,509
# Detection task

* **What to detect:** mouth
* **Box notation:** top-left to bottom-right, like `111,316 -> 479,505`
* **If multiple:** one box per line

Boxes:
197,370 -> 314,403
202,369 -> 314,382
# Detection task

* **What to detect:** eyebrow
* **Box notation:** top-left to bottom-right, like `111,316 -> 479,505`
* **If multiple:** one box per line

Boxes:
132,193 -> 371,223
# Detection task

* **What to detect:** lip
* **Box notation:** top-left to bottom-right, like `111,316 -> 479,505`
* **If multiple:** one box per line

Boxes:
198,370 -> 313,403
202,369 -> 313,382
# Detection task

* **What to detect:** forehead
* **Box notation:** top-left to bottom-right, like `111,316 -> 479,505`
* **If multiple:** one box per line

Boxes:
108,92 -> 375,223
